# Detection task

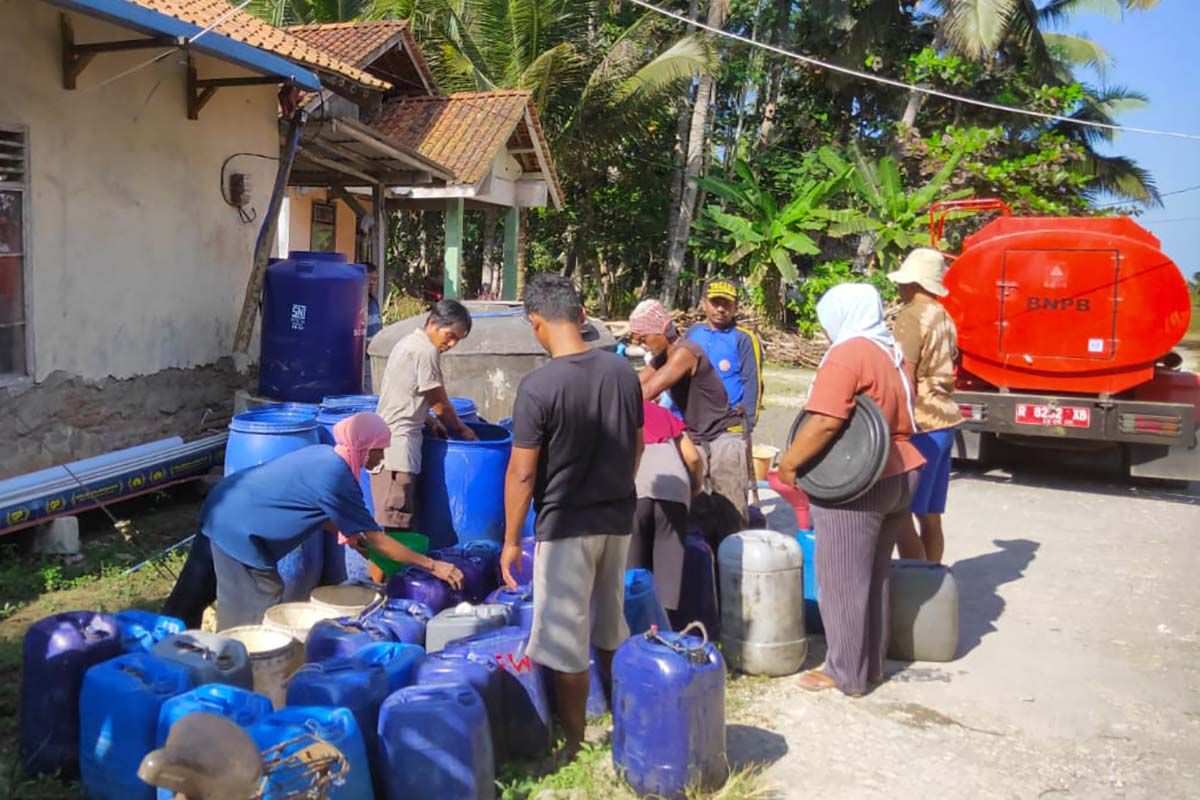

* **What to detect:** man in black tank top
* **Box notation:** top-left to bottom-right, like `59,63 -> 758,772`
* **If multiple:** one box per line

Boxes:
629,300 -> 749,543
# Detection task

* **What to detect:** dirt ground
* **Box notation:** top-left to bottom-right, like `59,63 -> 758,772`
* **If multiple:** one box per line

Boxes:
729,370 -> 1200,800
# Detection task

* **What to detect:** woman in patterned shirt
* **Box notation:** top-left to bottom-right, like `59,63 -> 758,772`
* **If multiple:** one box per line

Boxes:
888,248 -> 961,563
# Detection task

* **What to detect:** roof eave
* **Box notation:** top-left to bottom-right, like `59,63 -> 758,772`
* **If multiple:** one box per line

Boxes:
45,0 -> 322,91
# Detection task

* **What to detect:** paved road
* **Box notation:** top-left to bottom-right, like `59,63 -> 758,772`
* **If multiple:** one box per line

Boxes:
727,432 -> 1200,798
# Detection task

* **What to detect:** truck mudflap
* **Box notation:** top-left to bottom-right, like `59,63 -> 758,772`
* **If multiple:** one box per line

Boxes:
952,389 -> 1200,480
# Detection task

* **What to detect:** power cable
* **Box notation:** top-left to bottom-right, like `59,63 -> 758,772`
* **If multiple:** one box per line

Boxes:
627,0 -> 1200,143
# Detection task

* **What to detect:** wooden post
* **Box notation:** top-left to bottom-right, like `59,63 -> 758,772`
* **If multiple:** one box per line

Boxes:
234,108 -> 304,352
502,205 -> 519,301
373,183 -> 388,305
444,197 -> 464,300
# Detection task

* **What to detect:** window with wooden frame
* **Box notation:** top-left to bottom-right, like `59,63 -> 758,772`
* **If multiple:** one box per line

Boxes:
0,124 -> 29,378
310,200 -> 337,252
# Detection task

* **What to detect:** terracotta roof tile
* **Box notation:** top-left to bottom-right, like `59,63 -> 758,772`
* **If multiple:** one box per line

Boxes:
128,0 -> 390,90
286,20 -> 435,93
371,91 -> 561,204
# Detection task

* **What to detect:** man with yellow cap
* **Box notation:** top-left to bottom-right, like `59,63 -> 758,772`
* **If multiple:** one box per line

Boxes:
888,248 -> 960,563
686,278 -> 764,431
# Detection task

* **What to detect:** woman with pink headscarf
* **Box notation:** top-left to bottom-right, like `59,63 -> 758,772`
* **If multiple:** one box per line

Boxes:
164,412 -> 463,630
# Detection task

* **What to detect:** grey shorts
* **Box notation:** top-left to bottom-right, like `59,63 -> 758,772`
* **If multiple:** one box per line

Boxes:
527,533 -> 631,673
211,542 -> 284,631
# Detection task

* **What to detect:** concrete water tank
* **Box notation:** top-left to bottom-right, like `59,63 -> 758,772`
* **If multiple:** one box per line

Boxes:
367,301 -> 618,423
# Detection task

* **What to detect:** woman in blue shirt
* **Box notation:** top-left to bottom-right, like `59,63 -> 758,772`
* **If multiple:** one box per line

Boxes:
167,413 -> 463,630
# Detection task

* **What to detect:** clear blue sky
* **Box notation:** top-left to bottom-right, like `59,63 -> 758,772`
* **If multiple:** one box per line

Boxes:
1073,0 -> 1200,280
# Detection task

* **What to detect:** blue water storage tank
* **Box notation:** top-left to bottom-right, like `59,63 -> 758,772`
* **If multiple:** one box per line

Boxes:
612,628 -> 728,799
115,610 -> 186,654
796,528 -> 822,633
306,617 -> 393,663
416,423 -> 511,548
484,585 -> 535,632
386,567 -> 460,614
429,547 -> 498,604
352,641 -> 425,694
443,625 -> 551,759
260,251 -> 367,403
224,409 -> 321,476
287,659 -> 390,794
674,534 -> 720,639
251,706 -> 374,800
365,598 -> 434,646
321,394 -> 380,411
624,569 -> 672,635
223,410 -> 325,600
20,611 -> 121,776
79,652 -> 194,800
151,631 -> 253,689
377,684 -> 495,800
413,651 -> 506,765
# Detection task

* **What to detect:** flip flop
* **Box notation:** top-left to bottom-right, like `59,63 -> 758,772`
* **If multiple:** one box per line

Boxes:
797,670 -> 838,693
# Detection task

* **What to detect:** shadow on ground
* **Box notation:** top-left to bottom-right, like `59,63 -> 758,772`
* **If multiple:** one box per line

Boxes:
726,723 -> 789,772
952,538 -> 1040,657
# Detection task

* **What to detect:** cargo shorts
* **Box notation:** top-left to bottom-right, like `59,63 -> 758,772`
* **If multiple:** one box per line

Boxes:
526,533 -> 631,674
370,469 -> 418,530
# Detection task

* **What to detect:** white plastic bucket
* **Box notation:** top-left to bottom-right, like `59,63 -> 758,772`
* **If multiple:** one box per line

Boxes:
309,584 -> 380,617
262,601 -> 341,643
222,625 -> 303,709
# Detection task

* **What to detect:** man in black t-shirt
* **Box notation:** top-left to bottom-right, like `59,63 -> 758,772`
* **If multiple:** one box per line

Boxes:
500,274 -> 644,761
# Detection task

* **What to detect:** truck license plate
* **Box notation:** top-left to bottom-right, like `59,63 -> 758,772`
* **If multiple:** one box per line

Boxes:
1015,403 -> 1091,428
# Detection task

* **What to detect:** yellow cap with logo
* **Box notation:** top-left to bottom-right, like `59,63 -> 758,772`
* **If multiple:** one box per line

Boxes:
704,279 -> 738,302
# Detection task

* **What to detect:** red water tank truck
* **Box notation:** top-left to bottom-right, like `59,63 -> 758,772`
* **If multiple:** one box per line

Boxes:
933,199 -> 1200,481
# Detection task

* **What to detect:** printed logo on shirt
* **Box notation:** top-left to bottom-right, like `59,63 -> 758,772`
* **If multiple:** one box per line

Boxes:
291,304 -> 307,330
718,359 -> 732,373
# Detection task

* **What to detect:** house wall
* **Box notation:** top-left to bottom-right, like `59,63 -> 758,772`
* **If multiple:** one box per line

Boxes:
0,2 -> 286,477
284,187 -> 370,262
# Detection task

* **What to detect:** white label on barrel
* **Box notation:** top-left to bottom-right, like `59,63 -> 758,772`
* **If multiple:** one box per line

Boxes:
291,304 -> 307,330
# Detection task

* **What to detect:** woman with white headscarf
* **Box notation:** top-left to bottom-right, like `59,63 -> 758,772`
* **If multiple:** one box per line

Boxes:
778,284 -> 926,696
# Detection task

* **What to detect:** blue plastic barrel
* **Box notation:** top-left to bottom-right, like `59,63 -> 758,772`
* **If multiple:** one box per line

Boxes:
416,423 -> 511,548
224,409 -> 321,476
321,394 -> 380,411
365,598 -> 434,646
443,625 -> 551,759
796,528 -> 822,633
115,610 -> 185,654
259,251 -> 367,403
449,397 -> 480,423
20,611 -> 121,776
612,628 -> 728,799
250,706 -> 374,800
224,409 -> 324,599
624,569 -> 672,635
414,651 -> 506,765
377,684 -> 494,800
79,653 -> 194,800
252,402 -> 320,417
315,396 -> 379,585
674,534 -> 720,638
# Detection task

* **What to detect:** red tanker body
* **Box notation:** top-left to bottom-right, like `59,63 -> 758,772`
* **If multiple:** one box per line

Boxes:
932,201 -> 1200,481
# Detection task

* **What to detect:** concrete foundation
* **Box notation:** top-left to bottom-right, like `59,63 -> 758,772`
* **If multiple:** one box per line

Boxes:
0,358 -> 251,480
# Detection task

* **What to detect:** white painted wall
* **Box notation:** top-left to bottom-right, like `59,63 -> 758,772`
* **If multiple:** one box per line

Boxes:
0,1 -> 282,381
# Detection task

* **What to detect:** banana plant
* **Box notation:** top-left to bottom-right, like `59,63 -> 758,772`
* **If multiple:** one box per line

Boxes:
695,151 -> 855,286
820,146 -> 971,271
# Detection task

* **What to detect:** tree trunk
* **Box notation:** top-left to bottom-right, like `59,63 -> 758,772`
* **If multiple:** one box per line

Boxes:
662,0 -> 727,308
665,0 -> 702,260
481,207 -> 499,294
755,0 -> 792,155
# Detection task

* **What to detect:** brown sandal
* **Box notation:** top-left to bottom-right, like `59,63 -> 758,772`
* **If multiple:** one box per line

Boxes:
797,670 -> 838,693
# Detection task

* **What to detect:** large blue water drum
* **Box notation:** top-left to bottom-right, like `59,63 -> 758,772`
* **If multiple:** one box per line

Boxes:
224,410 -> 323,599
255,705 -> 376,800
417,423 -> 511,549
20,611 -> 121,776
316,396 -> 379,585
612,630 -> 728,799
443,626 -> 551,759
224,409 -> 321,477
796,528 -> 822,633
79,653 -> 194,800
260,251 -> 366,403
449,397 -> 480,423
250,706 -> 374,800
377,684 -> 495,800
